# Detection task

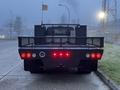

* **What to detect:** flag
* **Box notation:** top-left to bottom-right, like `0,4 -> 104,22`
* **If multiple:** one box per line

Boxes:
42,4 -> 48,11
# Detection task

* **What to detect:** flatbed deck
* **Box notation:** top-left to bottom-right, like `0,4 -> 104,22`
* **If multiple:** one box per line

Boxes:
19,44 -> 103,50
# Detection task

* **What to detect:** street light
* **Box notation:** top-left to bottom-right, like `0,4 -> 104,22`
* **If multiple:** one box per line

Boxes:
58,4 -> 71,24
97,11 -> 107,27
97,11 -> 107,35
97,11 -> 106,21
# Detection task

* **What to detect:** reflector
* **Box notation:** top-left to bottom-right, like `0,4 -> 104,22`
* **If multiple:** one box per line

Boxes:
86,53 -> 90,58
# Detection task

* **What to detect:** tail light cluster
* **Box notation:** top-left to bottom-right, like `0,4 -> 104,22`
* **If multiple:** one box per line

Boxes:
20,52 -> 34,59
86,53 -> 102,60
20,51 -> 46,60
51,51 -> 71,59
20,51 -> 102,60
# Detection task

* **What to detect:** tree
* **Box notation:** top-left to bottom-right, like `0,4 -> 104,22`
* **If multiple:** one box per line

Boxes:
13,16 -> 23,36
4,19 -> 14,39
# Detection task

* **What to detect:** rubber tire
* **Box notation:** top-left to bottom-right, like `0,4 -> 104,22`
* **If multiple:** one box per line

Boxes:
30,60 -> 44,74
24,60 -> 31,71
92,61 -> 98,71
30,64 -> 44,74
77,60 -> 92,74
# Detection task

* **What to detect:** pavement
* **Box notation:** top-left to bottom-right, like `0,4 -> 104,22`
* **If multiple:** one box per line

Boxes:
0,40 -> 110,90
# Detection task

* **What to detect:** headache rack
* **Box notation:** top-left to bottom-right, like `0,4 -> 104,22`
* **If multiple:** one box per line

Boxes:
18,37 -> 104,48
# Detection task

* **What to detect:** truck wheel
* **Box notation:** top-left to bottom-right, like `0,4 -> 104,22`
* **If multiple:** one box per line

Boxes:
77,61 -> 92,74
92,61 -> 98,71
24,60 -> 31,71
30,60 -> 44,74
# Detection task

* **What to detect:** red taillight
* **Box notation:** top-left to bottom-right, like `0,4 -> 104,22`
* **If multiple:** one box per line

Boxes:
96,53 -> 102,59
52,51 -> 71,59
52,52 -> 57,58
21,53 -> 26,59
65,52 -> 70,57
60,53 -> 63,56
26,52 -> 32,58
90,53 -> 102,60
20,52 -> 32,59
91,53 -> 96,59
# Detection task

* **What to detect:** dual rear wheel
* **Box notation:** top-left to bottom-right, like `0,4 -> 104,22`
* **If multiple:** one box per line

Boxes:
24,60 -> 44,73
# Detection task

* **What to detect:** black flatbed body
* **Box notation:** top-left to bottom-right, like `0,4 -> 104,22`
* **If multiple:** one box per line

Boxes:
18,24 -> 104,73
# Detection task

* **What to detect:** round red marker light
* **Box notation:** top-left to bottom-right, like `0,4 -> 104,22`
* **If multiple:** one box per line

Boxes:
91,53 -> 96,59
96,53 -> 102,59
59,52 -> 63,57
65,52 -> 70,57
26,52 -> 32,59
52,52 -> 57,58
21,53 -> 26,59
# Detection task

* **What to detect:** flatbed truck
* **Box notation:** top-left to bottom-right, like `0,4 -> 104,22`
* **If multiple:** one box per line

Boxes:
18,24 -> 104,73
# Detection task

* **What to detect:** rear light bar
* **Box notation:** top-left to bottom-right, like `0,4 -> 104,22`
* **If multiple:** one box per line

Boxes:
51,51 -> 71,59
20,52 -> 33,60
86,53 -> 102,60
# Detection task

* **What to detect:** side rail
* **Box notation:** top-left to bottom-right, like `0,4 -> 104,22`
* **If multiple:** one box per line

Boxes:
18,37 -> 104,48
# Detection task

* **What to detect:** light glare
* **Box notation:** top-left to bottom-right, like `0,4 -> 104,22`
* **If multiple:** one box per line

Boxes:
98,11 -> 106,20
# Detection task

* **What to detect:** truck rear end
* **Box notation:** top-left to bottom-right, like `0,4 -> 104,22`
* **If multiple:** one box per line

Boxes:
18,24 -> 104,73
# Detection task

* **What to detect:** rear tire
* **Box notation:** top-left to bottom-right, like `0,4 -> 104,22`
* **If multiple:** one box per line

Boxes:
24,60 -> 31,71
77,60 -> 92,74
92,61 -> 98,71
30,60 -> 44,74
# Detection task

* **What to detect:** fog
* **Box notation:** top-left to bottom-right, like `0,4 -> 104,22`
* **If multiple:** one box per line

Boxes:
0,0 -> 120,43
0,0 -> 120,27
0,0 -> 105,27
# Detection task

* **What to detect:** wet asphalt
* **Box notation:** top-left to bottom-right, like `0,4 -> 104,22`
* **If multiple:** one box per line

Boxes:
0,40 -> 110,90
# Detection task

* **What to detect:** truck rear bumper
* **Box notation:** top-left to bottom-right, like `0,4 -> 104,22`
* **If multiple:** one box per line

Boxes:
19,48 -> 103,70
